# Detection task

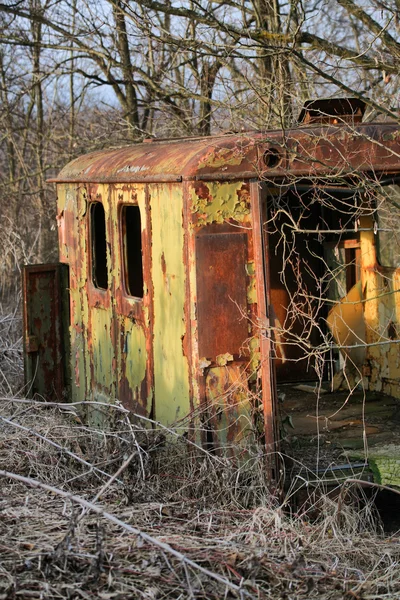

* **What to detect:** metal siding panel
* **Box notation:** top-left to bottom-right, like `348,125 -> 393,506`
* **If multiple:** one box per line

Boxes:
52,123 -> 400,184
196,231 -> 248,360
110,184 -> 152,416
151,183 -> 190,426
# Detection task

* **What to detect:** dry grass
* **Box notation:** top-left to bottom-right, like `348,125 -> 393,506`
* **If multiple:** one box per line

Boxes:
1,400 -> 400,600
0,306 -> 23,397
1,312 -> 400,599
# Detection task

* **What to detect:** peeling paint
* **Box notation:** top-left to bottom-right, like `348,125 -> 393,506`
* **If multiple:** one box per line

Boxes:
197,145 -> 245,169
216,352 -> 234,366
151,183 -> 190,427
246,261 -> 257,304
191,181 -> 251,226
205,364 -> 254,453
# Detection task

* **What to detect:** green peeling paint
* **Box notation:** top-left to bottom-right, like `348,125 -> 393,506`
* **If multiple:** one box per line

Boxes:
206,365 -> 254,449
191,181 -> 251,226
197,147 -> 243,169
90,307 -> 115,393
248,336 -> 261,377
119,316 -> 147,396
109,184 -> 150,413
151,183 -> 190,427
247,261 -> 257,304
216,352 -> 234,366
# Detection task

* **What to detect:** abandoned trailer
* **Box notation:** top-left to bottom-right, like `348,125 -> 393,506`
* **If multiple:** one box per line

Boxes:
22,99 -> 400,487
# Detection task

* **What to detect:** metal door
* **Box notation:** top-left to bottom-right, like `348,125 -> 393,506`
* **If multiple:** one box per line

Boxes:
23,263 -> 70,400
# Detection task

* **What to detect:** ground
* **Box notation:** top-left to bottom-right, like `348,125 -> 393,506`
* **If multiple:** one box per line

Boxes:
1,309 -> 400,599
279,384 -> 400,487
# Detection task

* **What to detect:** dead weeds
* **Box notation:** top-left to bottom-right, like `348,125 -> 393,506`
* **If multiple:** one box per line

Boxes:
0,399 -> 400,600
0,311 -> 400,599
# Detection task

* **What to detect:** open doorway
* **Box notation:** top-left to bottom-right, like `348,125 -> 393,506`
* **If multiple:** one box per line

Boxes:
264,184 -> 362,385
261,182 -> 400,489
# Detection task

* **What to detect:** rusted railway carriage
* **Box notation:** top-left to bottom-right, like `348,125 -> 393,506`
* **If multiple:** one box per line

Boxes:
23,100 -> 400,482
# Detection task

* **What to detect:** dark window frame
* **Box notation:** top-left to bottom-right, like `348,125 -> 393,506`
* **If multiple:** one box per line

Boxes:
120,204 -> 144,300
89,201 -> 109,291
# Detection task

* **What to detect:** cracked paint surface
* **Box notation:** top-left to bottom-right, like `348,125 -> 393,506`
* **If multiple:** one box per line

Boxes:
191,181 -> 251,226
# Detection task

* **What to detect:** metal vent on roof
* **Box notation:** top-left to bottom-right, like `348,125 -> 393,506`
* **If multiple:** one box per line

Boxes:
298,98 -> 366,125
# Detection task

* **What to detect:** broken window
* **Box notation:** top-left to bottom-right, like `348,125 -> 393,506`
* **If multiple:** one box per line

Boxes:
90,202 -> 108,290
121,205 -> 144,298
325,239 -> 360,301
376,185 -> 400,268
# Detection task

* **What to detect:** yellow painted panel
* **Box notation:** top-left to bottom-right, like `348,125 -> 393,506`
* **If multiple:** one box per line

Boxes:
151,183 -> 190,426
205,365 -> 254,452
117,314 -> 147,410
327,281 -> 366,367
109,184 -> 150,414
85,184 -> 115,402
90,306 -> 115,393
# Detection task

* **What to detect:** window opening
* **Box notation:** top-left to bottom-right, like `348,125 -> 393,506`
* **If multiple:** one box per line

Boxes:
90,202 -> 108,290
122,205 -> 144,298
344,243 -> 361,292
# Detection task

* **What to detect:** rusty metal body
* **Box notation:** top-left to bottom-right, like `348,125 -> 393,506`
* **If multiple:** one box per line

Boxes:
22,113 -> 400,476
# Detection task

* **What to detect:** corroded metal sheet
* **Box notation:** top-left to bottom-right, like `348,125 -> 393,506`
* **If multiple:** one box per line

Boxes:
196,230 -> 248,361
108,184 -> 152,416
44,117 -> 400,465
51,122 -> 400,185
205,364 -> 253,453
23,264 -> 69,400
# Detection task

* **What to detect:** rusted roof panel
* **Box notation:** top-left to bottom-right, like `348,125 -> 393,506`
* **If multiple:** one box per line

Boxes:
51,123 -> 400,184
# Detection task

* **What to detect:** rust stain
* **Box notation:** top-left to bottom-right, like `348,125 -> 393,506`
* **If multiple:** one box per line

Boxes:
195,227 -> 249,360
50,122 -> 400,185
161,252 -> 167,277
236,183 -> 250,203
194,181 -> 213,201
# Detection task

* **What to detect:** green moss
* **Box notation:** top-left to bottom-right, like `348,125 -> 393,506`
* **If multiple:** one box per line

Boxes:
351,444 -> 400,487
